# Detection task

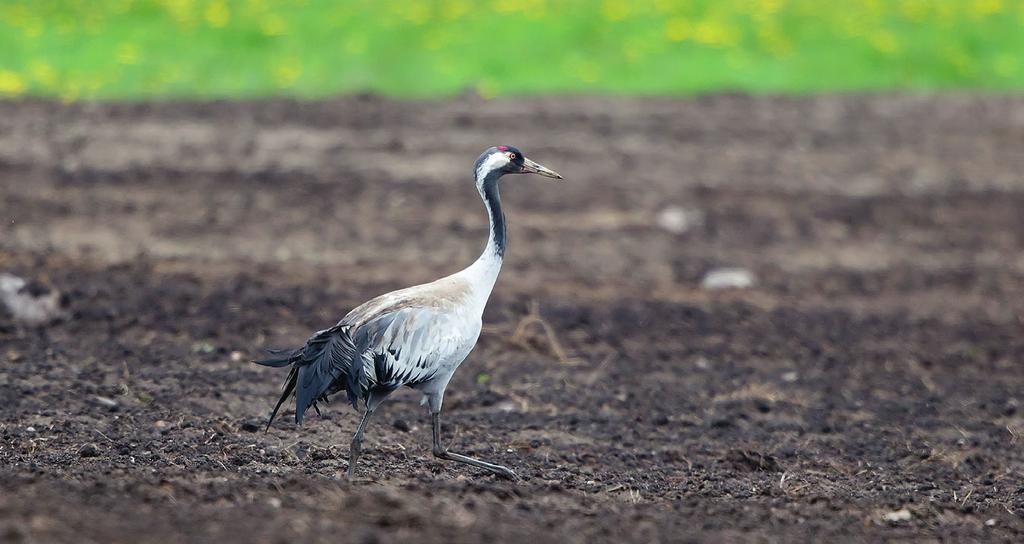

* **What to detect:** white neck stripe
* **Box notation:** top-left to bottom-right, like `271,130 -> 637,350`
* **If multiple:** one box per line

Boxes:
475,153 -> 509,183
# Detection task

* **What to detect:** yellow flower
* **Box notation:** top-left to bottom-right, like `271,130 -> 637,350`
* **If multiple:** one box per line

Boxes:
205,1 -> 231,28
758,25 -> 792,56
520,0 -> 549,20
246,0 -> 270,13
898,0 -> 931,21
273,60 -> 302,88
28,60 -> 57,88
442,0 -> 470,20
622,36 -> 647,61
601,0 -> 630,22
756,0 -> 783,15
693,20 -> 738,47
665,18 -> 692,42
163,0 -> 196,26
971,0 -> 1003,16
423,29 -> 447,50
0,71 -> 26,95
260,14 -> 287,36
868,31 -> 899,54
492,1 -> 518,15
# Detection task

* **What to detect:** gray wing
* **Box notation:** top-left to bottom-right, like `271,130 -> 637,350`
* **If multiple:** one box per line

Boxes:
349,306 -> 472,392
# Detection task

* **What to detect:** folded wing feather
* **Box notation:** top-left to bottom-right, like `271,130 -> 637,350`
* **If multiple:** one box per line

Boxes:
258,278 -> 477,428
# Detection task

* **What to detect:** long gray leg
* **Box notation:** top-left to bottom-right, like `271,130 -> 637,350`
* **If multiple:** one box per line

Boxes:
346,405 -> 376,480
346,390 -> 393,480
431,412 -> 518,480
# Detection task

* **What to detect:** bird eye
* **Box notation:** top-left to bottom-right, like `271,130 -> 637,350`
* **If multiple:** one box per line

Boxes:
508,153 -> 516,160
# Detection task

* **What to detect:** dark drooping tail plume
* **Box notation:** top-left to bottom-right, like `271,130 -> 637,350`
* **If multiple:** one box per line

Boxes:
254,324 -> 365,430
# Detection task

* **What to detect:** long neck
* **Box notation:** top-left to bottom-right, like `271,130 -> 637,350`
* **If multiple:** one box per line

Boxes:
480,177 -> 506,259
460,174 -> 505,303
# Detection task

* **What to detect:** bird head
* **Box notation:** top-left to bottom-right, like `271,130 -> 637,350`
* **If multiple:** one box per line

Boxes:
473,145 -> 563,183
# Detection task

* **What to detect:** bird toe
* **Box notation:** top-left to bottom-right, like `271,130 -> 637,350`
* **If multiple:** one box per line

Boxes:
494,467 -> 519,481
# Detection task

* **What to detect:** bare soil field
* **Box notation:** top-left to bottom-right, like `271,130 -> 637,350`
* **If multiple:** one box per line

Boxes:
1,95 -> 1024,542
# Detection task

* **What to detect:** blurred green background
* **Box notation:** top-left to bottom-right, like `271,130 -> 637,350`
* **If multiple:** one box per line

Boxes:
1,0 -> 1021,100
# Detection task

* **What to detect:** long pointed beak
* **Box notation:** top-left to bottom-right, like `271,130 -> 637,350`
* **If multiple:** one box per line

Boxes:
520,157 -> 563,180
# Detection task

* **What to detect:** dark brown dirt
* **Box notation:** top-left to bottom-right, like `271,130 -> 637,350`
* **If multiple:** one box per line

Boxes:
2,95 -> 1024,543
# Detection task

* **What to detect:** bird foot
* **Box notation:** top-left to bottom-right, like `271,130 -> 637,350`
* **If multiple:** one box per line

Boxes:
490,465 -> 519,481
434,449 -> 519,481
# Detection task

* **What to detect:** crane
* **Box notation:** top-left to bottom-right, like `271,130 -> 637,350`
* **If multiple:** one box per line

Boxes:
256,145 -> 562,481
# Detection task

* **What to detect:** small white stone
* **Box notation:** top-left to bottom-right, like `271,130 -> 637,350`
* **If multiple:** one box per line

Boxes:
95,396 -> 119,408
883,508 -> 912,522
985,518 -> 997,527
656,206 -> 703,234
781,371 -> 798,383
701,268 -> 755,290
495,400 -> 518,413
0,273 -> 64,325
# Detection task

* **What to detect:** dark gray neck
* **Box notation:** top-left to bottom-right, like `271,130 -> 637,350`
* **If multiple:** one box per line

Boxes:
479,175 -> 506,258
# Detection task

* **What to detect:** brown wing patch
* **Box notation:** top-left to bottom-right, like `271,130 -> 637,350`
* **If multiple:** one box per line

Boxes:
341,275 -> 473,328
